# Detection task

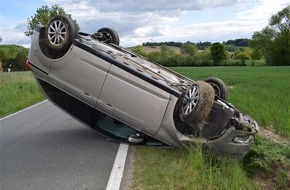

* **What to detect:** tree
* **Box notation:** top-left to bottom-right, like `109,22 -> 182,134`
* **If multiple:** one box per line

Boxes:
250,27 -> 276,63
131,45 -> 146,56
269,5 -> 290,35
180,42 -> 197,56
160,45 -> 175,59
235,52 -> 250,65
0,45 -> 29,71
210,43 -> 226,65
25,5 -> 79,36
250,5 -> 290,65
268,6 -> 290,65
15,52 -> 27,71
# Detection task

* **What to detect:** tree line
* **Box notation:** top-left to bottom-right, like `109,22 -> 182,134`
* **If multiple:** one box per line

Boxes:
142,38 -> 249,50
0,45 -> 28,72
131,42 -> 253,67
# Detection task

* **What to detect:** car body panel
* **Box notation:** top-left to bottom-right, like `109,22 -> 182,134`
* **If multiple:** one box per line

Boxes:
48,46 -> 111,106
98,64 -> 170,134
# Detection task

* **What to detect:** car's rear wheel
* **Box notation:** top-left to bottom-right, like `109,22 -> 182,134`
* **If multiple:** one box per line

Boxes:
204,77 -> 228,100
179,81 -> 214,127
93,27 -> 120,45
45,15 -> 77,57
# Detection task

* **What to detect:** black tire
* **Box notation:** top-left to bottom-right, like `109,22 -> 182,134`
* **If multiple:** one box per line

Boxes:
204,77 -> 228,100
179,81 -> 215,127
45,15 -> 77,54
96,27 -> 120,45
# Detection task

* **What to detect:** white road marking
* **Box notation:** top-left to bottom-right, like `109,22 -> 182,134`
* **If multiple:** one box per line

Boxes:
0,100 -> 48,121
106,143 -> 129,190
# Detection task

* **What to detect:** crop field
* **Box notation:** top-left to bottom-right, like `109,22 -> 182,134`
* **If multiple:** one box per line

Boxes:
171,66 -> 290,137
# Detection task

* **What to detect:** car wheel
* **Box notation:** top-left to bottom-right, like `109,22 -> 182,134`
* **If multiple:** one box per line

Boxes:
204,77 -> 228,100
179,81 -> 214,127
95,27 -> 120,45
45,15 -> 77,53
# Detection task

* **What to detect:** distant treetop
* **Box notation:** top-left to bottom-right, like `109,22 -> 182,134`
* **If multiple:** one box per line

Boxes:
142,38 -> 250,50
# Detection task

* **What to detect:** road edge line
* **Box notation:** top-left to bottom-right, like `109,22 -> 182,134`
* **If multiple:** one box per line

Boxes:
0,100 -> 48,121
106,143 -> 129,190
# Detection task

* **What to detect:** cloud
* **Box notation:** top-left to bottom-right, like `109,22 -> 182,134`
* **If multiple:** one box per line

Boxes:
46,0 -> 252,13
1,22 -> 30,47
1,0 -> 289,47
237,0 -> 290,23
43,0 -> 254,46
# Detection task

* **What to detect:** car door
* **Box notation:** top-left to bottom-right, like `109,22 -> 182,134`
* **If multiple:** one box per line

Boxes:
97,64 -> 170,135
49,46 -> 111,107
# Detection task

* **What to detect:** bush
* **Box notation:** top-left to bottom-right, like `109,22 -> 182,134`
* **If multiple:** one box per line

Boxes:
222,60 -> 247,66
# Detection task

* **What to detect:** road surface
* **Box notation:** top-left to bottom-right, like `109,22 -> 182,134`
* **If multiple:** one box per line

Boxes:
0,101 -> 125,190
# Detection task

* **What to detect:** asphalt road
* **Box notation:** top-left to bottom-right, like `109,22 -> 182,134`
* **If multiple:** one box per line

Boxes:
0,101 -> 122,190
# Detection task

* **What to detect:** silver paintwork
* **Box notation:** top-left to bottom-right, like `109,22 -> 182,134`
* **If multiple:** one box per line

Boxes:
28,23 -> 259,158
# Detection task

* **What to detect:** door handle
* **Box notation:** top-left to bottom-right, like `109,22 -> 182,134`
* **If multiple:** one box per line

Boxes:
81,92 -> 93,100
102,103 -> 115,110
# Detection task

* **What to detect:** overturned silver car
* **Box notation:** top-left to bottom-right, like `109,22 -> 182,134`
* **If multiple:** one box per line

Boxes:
27,16 -> 259,158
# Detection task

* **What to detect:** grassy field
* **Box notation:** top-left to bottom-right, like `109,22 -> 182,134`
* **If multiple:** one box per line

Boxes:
0,72 -> 45,117
171,66 -> 290,137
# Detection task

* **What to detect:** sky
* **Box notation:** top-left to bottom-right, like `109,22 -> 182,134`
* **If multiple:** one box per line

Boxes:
0,0 -> 289,48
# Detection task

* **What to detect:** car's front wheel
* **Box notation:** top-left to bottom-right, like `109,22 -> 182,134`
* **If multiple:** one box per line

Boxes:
179,81 -> 214,127
93,27 -> 120,45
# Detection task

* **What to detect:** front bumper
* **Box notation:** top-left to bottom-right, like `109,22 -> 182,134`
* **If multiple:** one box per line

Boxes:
206,113 -> 259,158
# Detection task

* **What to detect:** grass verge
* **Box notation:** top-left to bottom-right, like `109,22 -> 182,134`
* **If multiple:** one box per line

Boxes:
132,145 -> 256,190
132,136 -> 290,190
0,72 -> 45,117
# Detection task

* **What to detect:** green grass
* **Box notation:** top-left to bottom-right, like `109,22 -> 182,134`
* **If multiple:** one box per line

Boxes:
243,136 -> 290,189
132,146 -> 256,190
171,66 -> 290,137
0,72 -> 45,117
132,136 -> 290,190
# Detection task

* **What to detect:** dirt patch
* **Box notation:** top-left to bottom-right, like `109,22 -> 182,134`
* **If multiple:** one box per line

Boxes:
252,127 -> 290,189
254,176 -> 277,190
258,127 -> 289,145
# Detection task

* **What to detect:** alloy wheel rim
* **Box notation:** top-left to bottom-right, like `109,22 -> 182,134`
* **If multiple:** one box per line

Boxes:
48,20 -> 67,46
182,86 -> 199,115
